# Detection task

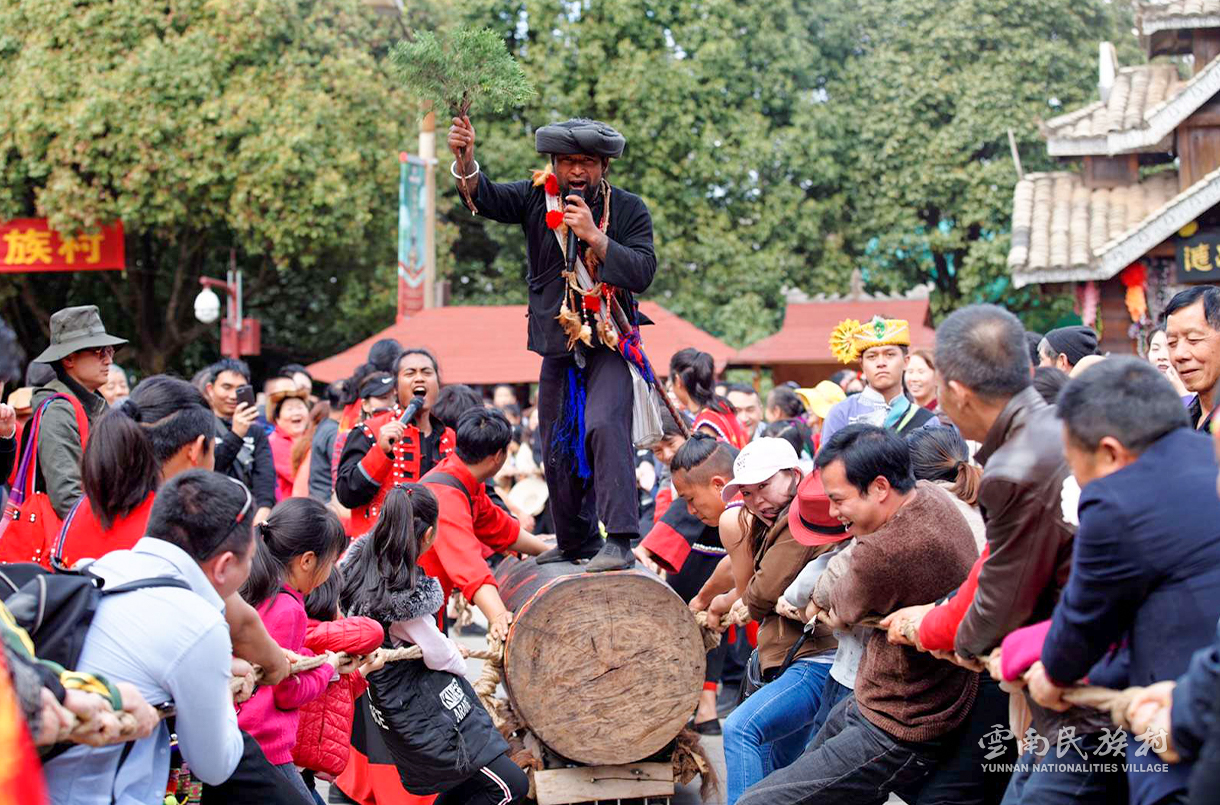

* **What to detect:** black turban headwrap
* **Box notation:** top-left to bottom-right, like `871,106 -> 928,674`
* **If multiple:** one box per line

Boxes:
535,118 -> 625,159
1043,325 -> 1099,366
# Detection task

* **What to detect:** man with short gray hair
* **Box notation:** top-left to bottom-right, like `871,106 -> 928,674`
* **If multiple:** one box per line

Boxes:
930,304 -> 1076,658
1164,284 -> 1220,430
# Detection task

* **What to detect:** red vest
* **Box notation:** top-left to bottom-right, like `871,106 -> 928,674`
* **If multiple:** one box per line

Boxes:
347,411 -> 455,538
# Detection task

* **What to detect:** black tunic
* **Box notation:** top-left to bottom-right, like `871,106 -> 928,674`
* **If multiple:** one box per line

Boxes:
472,171 -> 658,357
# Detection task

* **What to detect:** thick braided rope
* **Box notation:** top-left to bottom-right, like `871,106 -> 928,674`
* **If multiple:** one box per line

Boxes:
58,710 -> 140,743
697,603 -> 1138,729
230,643 -> 503,695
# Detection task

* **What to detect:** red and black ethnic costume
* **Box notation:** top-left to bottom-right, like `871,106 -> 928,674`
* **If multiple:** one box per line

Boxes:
694,405 -> 750,450
470,120 -> 656,562
420,453 -> 522,606
334,407 -> 455,538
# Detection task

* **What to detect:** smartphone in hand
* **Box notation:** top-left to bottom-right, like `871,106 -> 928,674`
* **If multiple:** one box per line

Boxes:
235,384 -> 256,409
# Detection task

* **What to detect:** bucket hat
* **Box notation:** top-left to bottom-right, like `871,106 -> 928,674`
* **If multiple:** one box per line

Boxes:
34,306 -> 127,363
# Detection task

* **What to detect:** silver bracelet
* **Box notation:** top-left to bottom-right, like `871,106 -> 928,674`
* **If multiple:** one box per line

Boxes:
449,160 -> 480,180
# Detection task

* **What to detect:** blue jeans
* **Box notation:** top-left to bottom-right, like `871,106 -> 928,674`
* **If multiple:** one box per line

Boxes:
807,673 -> 852,746
738,696 -> 946,805
723,659 -> 831,805
1000,734 -> 1126,805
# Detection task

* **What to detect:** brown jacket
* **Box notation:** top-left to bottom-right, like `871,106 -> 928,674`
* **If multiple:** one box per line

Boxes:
830,482 -> 979,742
743,508 -> 837,673
954,385 -> 1111,737
954,387 -> 1076,659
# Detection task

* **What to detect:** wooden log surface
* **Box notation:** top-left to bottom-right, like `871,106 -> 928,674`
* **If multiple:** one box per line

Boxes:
532,762 -> 675,805
495,557 -> 705,766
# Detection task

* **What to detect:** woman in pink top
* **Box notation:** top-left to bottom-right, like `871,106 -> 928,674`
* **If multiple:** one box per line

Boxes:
238,496 -> 350,800
268,388 -> 310,501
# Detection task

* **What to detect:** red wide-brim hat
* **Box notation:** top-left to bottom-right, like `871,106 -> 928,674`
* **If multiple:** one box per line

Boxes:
788,470 -> 851,547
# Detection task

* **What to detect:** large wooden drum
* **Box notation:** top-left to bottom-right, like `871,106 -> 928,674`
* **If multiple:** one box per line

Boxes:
494,557 -> 705,766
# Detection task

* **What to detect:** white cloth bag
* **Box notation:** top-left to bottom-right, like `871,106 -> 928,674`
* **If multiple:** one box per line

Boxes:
630,363 -> 663,449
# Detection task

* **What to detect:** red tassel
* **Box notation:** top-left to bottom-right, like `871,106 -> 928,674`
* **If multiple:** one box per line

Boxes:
545,210 -> 564,230
545,174 -> 560,195
582,294 -> 601,312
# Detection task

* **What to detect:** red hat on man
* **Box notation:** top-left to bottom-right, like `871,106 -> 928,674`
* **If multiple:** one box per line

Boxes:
788,470 -> 850,547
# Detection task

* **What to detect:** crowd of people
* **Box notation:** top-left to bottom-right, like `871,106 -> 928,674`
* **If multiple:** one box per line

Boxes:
3,281 -> 1220,805
633,298 -> 1220,805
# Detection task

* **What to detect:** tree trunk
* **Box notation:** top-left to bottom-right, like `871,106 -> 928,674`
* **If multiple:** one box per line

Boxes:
494,557 -> 705,766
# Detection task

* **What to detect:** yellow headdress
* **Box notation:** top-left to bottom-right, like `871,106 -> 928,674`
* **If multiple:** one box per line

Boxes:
829,316 -> 911,364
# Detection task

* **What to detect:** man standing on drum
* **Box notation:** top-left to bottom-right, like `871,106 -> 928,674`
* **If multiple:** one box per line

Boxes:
448,115 -> 657,572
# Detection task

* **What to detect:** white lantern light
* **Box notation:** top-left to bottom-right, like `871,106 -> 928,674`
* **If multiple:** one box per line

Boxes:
194,287 -> 222,324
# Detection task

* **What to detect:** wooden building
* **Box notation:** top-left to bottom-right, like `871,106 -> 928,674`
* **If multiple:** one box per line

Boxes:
732,279 -> 937,386
1007,1 -> 1220,353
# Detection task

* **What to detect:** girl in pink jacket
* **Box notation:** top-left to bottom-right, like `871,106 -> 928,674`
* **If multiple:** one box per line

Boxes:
237,496 -> 350,800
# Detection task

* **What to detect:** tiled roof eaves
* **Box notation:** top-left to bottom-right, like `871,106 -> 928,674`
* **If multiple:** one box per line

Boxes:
1045,56 -> 1220,156
1096,164 -> 1220,277
1140,14 -> 1220,36
1012,165 -> 1220,287
1042,99 -> 1104,133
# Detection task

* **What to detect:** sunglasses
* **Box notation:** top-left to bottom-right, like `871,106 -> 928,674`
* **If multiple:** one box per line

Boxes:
190,477 -> 253,560
77,345 -> 116,360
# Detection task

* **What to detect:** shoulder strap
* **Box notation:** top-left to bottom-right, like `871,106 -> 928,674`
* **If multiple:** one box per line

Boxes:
61,393 -> 90,447
17,394 -> 91,499
102,576 -> 193,596
11,397 -> 61,501
895,403 -> 922,432
423,470 -> 474,513
41,392 -> 91,446
49,497 -> 87,571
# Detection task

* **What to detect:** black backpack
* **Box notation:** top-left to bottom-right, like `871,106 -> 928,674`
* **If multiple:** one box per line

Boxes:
0,562 -> 189,669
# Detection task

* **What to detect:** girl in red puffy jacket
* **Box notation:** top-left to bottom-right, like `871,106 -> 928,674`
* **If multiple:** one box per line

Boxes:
295,568 -> 387,797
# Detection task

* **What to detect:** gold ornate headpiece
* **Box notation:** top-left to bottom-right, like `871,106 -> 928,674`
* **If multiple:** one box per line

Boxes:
829,316 -> 911,364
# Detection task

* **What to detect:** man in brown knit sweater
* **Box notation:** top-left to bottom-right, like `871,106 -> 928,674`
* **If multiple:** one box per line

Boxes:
738,424 -> 978,805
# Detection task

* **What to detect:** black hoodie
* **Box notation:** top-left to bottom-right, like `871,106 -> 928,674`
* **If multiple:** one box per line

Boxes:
342,537 -> 508,794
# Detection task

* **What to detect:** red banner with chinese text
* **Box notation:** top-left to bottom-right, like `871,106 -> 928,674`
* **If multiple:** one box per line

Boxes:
0,218 -> 125,273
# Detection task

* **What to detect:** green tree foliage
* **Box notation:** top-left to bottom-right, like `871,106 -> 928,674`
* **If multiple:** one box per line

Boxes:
0,0 -> 412,373
439,0 -> 849,346
391,27 -> 535,118
807,0 -> 1136,321
439,0 -> 1136,342
0,0 -> 1141,372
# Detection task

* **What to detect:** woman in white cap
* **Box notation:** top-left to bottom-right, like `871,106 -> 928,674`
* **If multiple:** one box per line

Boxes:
685,436 -> 843,805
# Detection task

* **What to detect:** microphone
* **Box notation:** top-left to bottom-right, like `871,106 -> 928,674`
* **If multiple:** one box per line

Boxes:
387,395 -> 426,447
399,395 -> 427,425
565,186 -> 583,272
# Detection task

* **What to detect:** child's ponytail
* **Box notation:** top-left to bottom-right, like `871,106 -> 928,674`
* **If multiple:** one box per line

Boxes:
341,483 -> 439,616
240,497 -> 348,608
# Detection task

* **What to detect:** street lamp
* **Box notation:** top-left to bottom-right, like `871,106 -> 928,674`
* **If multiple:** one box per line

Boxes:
194,251 -> 260,359
194,287 -> 221,324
